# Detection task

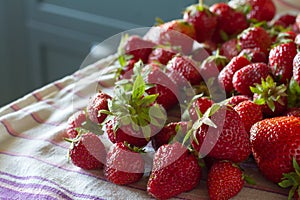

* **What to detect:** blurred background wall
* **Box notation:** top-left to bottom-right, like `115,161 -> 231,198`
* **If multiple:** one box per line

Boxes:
0,0 -> 222,106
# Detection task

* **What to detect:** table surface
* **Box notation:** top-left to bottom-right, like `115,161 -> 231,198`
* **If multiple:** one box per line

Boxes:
0,56 -> 290,200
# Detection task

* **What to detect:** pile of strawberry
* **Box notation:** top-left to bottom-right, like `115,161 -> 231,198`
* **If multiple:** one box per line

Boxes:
64,0 -> 300,199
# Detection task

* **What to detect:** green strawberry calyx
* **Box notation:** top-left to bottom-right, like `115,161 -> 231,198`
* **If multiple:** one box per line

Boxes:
250,75 -> 287,112
278,157 -> 300,200
288,77 -> 300,107
101,61 -> 167,141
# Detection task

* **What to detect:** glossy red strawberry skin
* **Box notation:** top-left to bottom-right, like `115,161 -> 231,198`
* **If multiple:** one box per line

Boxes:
192,106 -> 251,163
238,27 -> 272,55
218,56 -> 251,93
166,55 -> 202,85
148,48 -> 176,65
69,132 -> 106,170
232,62 -> 270,96
238,48 -> 268,63
227,95 -> 250,107
220,38 -> 240,60
147,142 -> 201,200
269,42 -> 297,83
183,4 -> 218,43
246,0 -> 276,22
106,119 -> 149,148
104,142 -> 144,185
207,161 -> 244,200
189,97 -> 214,121
210,3 -> 248,37
253,93 -> 288,117
250,116 -> 300,183
157,20 -> 196,54
274,14 -> 296,28
66,110 -> 87,139
293,52 -> 300,85
145,64 -> 178,110
87,92 -> 111,124
234,100 -> 263,133
151,121 -> 188,151
124,35 -> 155,64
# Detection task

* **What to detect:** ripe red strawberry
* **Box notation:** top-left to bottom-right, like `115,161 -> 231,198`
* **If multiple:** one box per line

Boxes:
147,47 -> 176,65
192,105 -> 251,163
117,58 -> 137,80
207,161 -> 245,200
274,14 -> 296,28
87,91 -> 111,124
269,42 -> 297,84
147,142 -> 201,199
234,100 -> 263,133
122,35 -> 155,63
151,121 -> 188,151
68,132 -> 106,170
145,64 -> 178,110
238,48 -> 268,63
66,110 -> 87,139
104,142 -> 144,185
183,3 -> 217,43
232,62 -> 270,96
227,95 -> 250,107
199,53 -> 229,79
220,38 -> 240,60
106,118 -> 150,148
218,55 -> 251,93
246,0 -> 276,22
105,64 -> 167,147
284,107 -> 300,117
251,76 -> 288,117
189,96 -> 214,121
250,116 -> 300,183
166,55 -> 202,85
148,19 -> 196,54
238,26 -> 272,55
210,3 -> 248,43
293,52 -> 300,85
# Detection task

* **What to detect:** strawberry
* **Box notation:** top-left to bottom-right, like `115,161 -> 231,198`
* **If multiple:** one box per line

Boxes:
246,0 -> 276,22
220,38 -> 240,60
234,100 -> 263,133
104,142 -> 144,185
147,47 -> 176,65
238,26 -> 272,55
251,76 -> 288,117
87,91 -> 111,124
238,48 -> 268,63
147,142 -> 201,199
293,52 -> 300,86
66,110 -> 87,139
189,96 -> 214,122
232,62 -> 271,96
67,132 -> 106,170
269,42 -> 297,84
218,55 -> 251,93
207,161 -> 246,200
183,3 -> 218,43
151,121 -> 188,151
104,62 -> 166,147
250,116 -> 300,183
284,107 -> 300,117
117,58 -> 136,80
199,52 -> 229,79
122,35 -> 155,63
145,64 -> 178,110
274,14 -> 296,28
166,55 -> 202,86
210,3 -> 248,43
191,105 -> 251,163
149,19 -> 196,54
227,95 -> 251,107
191,46 -> 212,62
